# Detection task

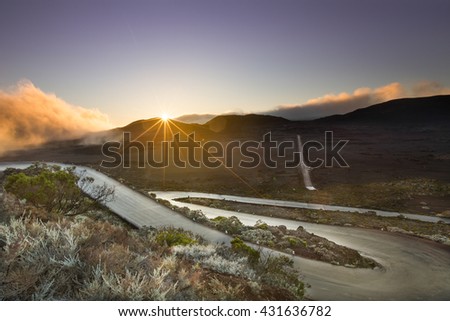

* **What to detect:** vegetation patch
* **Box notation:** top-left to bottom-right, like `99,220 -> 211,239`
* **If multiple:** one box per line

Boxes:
257,178 -> 450,215
158,197 -> 379,268
2,163 -> 114,218
231,237 -> 260,264
155,228 -> 198,247
211,216 -> 244,235
0,164 -> 305,300
180,197 -> 450,246
0,216 -> 304,300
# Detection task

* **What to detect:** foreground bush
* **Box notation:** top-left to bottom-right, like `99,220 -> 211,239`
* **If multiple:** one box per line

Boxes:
155,228 -> 199,247
3,163 -> 114,217
231,237 -> 261,264
0,218 -> 178,300
0,164 -> 305,300
0,217 -> 304,300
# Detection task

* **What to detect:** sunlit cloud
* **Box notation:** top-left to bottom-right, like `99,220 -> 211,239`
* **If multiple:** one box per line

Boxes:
0,80 -> 112,155
267,81 -> 450,120
411,80 -> 450,97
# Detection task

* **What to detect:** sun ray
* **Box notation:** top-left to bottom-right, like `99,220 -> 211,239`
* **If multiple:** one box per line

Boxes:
167,119 -> 261,196
134,118 -> 164,142
116,116 -> 261,196
150,120 -> 164,142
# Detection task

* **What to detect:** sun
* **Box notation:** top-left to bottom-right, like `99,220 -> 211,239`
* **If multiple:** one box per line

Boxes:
161,113 -> 170,121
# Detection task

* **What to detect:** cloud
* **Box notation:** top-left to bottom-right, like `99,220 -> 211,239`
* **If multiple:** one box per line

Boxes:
267,81 -> 450,120
411,81 -> 450,97
0,80 -> 112,155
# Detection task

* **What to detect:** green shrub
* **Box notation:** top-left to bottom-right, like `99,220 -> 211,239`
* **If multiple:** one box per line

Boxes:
230,237 -> 260,264
5,169 -> 80,213
283,236 -> 306,248
4,163 -> 114,216
211,216 -> 244,235
155,228 -> 197,247
254,219 -> 269,230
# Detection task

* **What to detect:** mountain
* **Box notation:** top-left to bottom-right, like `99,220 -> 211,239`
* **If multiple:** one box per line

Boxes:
174,113 -> 217,124
317,95 -> 450,124
99,117 -> 217,142
88,95 -> 450,144
205,114 -> 290,133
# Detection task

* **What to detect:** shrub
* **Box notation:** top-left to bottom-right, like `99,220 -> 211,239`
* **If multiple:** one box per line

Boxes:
207,277 -> 244,300
155,228 -> 198,247
172,244 -> 217,260
282,236 -> 306,248
0,218 -> 181,300
258,254 -> 305,299
230,237 -> 260,264
186,209 -> 209,223
80,265 -> 177,300
0,218 -> 86,300
173,244 -> 257,279
0,205 -> 305,300
4,163 -> 114,216
254,219 -> 269,230
211,216 -> 244,235
240,228 -> 275,246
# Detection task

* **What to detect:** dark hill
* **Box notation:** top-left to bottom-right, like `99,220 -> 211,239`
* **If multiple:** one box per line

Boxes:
100,117 -> 217,142
205,114 -> 290,133
86,95 -> 450,144
318,95 -> 450,124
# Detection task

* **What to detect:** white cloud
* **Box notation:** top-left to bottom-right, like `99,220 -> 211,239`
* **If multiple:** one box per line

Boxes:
0,80 -> 112,155
267,81 -> 450,120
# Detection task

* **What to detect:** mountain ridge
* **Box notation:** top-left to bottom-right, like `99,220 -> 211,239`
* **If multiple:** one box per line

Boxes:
100,94 -> 450,139
317,95 -> 450,124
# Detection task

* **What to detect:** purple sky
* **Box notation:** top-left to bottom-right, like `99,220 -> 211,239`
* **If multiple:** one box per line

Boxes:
1,0 -> 450,125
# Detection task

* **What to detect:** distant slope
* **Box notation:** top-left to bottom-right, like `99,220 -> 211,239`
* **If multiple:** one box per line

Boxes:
87,114 -> 290,142
174,113 -> 217,124
98,117 -> 217,142
88,95 -> 450,144
205,114 -> 290,133
318,95 -> 450,124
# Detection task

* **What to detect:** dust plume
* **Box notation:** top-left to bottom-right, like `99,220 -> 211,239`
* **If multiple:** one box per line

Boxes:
0,80 -> 112,155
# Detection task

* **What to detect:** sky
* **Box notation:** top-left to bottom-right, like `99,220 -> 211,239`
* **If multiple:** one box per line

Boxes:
1,0 -> 450,127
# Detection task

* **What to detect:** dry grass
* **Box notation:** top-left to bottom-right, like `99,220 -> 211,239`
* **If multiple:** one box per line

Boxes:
0,199 -> 304,300
0,164 -> 305,300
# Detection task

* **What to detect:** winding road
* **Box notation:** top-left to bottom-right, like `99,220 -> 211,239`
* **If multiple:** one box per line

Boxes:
151,191 -> 450,224
1,162 -> 449,300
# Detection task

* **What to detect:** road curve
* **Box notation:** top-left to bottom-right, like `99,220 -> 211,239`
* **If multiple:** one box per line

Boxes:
151,191 -> 450,224
1,162 -> 449,300
153,191 -> 450,300
0,162 -> 230,244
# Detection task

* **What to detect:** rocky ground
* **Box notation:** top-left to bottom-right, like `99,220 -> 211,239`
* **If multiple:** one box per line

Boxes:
153,196 -> 379,269
179,198 -> 450,246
